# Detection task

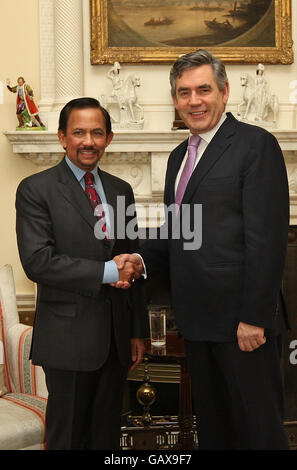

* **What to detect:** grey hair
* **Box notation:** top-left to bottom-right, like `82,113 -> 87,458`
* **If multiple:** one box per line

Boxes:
170,49 -> 228,97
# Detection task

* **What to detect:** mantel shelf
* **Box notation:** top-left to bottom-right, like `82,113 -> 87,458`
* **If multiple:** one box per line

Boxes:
4,129 -> 189,152
4,128 -> 297,166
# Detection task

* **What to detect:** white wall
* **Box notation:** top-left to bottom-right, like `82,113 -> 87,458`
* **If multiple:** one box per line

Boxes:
82,1 -> 297,130
0,1 -> 40,295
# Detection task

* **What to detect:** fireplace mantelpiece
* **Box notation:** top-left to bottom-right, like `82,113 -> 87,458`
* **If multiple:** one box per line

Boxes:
5,128 -> 297,225
5,128 -> 297,159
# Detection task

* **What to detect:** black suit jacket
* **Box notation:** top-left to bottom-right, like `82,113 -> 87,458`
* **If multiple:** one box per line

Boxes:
139,113 -> 289,342
16,158 -> 148,371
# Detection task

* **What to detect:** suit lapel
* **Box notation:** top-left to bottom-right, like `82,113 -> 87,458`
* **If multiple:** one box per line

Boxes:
165,139 -> 189,206
56,159 -> 98,230
181,113 -> 237,205
56,160 -> 117,249
98,169 -> 117,249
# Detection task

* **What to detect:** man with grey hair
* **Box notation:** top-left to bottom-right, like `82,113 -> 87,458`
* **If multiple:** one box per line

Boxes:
114,49 -> 289,449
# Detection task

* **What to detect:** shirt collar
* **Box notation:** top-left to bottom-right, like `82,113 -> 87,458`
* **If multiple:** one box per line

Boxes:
189,112 -> 227,145
65,156 -> 99,184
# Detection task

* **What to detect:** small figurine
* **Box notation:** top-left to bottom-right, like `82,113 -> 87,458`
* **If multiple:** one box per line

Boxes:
254,64 -> 269,122
6,77 -> 45,129
237,64 -> 279,126
107,61 -> 124,110
100,62 -> 144,129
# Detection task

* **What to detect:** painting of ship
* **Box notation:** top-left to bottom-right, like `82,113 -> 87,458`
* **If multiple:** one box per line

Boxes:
144,17 -> 174,26
205,18 -> 233,32
108,0 -> 276,49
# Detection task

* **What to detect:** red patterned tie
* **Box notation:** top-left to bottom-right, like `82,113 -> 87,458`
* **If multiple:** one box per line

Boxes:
84,172 -> 109,239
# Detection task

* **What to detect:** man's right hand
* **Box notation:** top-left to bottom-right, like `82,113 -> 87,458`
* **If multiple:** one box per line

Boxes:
112,254 -> 144,289
237,321 -> 266,352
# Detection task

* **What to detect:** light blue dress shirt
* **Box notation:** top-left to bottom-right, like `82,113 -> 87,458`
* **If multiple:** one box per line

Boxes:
65,156 -> 119,284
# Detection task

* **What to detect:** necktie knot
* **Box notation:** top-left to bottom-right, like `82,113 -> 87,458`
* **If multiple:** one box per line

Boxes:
83,171 -> 109,239
175,134 -> 201,212
189,134 -> 201,149
84,172 -> 94,186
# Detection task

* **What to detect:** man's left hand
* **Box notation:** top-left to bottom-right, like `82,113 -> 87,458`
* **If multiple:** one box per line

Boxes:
130,338 -> 146,370
237,322 -> 266,352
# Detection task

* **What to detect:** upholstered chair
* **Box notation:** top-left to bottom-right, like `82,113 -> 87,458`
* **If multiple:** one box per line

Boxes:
0,264 -> 47,450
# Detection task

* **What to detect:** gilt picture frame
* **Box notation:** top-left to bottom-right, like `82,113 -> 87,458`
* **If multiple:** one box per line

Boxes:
90,0 -> 293,65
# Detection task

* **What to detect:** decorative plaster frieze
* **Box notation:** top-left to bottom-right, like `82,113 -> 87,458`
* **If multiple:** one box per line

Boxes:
24,153 -> 64,166
4,130 -> 187,160
100,159 -> 148,196
5,129 -> 297,224
5,128 -> 297,157
284,151 -> 297,198
100,152 -> 150,164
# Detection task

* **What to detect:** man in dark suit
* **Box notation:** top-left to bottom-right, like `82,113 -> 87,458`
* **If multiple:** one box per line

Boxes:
15,97 -> 148,450
114,50 -> 290,449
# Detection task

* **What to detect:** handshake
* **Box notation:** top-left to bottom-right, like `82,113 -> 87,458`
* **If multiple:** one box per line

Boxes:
111,254 -> 144,289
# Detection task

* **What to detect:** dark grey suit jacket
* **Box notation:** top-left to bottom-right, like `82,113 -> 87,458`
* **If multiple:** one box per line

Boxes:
138,113 -> 289,342
16,158 -> 148,371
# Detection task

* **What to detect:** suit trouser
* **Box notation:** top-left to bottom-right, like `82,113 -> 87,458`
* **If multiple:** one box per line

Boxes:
184,336 -> 289,450
43,330 -> 128,450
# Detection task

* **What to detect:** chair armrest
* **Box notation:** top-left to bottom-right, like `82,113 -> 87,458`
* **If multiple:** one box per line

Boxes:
5,324 -> 47,398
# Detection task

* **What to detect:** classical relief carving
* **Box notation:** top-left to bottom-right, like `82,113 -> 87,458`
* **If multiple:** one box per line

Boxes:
286,152 -> 297,195
24,153 -> 63,166
101,152 -> 149,195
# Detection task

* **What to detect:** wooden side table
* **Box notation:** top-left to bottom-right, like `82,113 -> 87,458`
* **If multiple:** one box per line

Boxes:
144,333 -> 197,450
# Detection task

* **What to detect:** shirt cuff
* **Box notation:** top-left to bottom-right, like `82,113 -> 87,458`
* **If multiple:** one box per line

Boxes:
102,260 -> 119,284
133,253 -> 147,279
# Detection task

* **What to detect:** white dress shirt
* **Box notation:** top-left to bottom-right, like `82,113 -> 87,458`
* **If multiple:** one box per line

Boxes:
138,112 -> 228,279
175,112 -> 227,194
65,156 -> 118,283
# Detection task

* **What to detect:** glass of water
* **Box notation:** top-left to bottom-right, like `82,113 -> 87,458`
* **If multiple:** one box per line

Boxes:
149,306 -> 167,348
